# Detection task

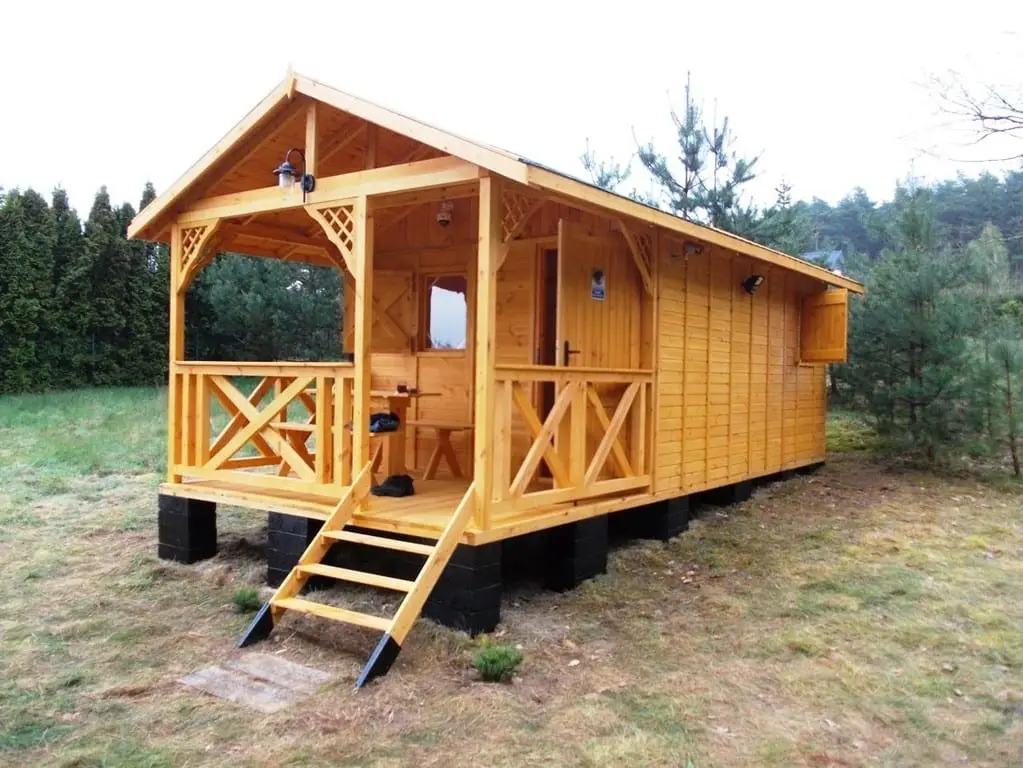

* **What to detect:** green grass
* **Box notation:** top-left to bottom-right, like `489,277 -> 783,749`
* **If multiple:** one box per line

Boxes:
0,390 -> 1021,766
0,387 -> 166,476
826,408 -> 881,453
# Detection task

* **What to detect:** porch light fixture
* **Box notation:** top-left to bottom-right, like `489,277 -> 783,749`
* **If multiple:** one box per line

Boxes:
273,148 -> 316,199
682,240 -> 704,257
742,274 -> 765,295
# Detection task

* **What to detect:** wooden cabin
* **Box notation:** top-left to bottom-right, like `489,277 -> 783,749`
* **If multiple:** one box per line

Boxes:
130,72 -> 864,685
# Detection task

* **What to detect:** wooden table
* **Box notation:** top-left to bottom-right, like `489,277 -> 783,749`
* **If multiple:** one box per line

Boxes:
370,390 -> 437,477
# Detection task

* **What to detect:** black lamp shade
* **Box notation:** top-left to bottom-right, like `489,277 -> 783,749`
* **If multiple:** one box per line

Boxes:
742,275 -> 765,294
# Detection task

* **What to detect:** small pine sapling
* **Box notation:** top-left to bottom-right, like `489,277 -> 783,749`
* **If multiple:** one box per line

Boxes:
232,587 -> 261,613
472,643 -> 523,683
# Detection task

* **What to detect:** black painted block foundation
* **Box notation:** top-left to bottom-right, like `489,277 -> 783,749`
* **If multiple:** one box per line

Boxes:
544,517 -> 608,591
611,496 -> 691,541
266,512 -> 322,587
424,542 -> 502,635
696,480 -> 753,509
157,495 -> 217,563
795,461 -> 825,475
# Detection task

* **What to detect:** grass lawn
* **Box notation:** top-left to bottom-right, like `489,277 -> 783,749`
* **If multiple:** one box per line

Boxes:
1,389 -> 1021,766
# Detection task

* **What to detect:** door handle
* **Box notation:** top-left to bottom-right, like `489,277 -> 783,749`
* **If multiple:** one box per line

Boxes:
563,340 -> 581,366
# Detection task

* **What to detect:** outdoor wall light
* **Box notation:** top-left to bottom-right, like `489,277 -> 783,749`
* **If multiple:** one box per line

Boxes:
273,148 -> 316,199
742,274 -> 765,295
682,240 -> 704,257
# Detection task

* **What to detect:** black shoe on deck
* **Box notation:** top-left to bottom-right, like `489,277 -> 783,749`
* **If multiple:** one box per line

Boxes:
371,474 -> 415,498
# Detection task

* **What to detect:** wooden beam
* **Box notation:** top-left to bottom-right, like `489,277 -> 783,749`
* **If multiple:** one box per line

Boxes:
351,196 -> 374,475
616,220 -> 654,296
372,180 -> 480,210
473,176 -> 500,528
319,120 -> 367,167
167,226 -> 185,482
295,75 -> 529,184
365,124 -> 377,169
220,220 -> 326,250
305,102 -> 319,176
178,157 -> 481,224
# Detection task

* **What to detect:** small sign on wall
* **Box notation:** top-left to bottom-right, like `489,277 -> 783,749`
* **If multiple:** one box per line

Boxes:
590,269 -> 606,301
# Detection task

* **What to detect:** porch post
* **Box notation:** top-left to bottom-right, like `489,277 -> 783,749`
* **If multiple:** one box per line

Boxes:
473,175 -> 501,528
167,225 -> 184,483
351,195 -> 374,483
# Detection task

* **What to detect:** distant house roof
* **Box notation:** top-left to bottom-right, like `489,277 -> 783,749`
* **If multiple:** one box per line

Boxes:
802,250 -> 845,270
130,72 -> 865,295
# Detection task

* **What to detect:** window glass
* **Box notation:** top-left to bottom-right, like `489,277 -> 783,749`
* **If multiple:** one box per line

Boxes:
424,275 -> 467,350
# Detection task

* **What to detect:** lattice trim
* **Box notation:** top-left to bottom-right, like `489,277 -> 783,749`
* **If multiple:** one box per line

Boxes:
632,230 -> 654,274
177,221 -> 221,291
306,204 -> 356,272
616,220 -> 655,296
501,185 -> 544,242
320,206 -> 355,254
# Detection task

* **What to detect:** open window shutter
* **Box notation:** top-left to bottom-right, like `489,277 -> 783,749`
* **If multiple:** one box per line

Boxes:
800,289 -> 849,363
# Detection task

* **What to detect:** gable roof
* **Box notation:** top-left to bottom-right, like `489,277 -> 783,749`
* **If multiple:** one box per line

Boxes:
130,72 -> 864,294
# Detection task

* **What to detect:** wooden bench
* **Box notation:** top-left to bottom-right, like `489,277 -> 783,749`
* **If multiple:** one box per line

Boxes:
407,421 -> 473,480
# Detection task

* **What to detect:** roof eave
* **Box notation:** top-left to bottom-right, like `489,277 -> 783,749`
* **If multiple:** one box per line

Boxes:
523,164 -> 865,295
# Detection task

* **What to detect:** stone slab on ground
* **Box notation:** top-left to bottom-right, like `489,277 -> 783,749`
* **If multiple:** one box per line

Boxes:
224,653 -> 334,695
180,653 -> 335,713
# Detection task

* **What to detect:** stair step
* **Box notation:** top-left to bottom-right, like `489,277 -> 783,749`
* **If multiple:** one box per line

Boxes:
272,597 -> 391,631
322,529 -> 435,556
296,563 -> 415,592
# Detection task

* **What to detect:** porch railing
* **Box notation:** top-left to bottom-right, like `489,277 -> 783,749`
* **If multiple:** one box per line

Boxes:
169,361 -> 355,497
490,364 -> 653,518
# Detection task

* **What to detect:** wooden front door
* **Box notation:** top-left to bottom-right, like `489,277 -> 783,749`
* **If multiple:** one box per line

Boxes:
556,219 -> 642,370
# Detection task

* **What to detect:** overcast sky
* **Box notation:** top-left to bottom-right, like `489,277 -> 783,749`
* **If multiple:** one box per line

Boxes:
3,1 -> 1021,216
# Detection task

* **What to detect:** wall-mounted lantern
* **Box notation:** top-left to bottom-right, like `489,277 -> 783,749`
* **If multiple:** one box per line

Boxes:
273,148 -> 316,200
742,274 -> 765,295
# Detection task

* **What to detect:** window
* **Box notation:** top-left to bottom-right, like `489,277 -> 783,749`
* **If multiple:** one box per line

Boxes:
422,274 -> 468,350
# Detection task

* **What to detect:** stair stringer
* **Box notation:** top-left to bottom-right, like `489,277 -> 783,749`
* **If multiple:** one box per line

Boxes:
238,463 -> 373,647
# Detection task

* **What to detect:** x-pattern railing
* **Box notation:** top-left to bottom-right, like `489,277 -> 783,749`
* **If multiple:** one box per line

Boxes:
170,362 -> 355,496
492,365 -> 653,515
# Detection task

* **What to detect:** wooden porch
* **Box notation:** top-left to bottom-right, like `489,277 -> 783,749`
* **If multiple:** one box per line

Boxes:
163,358 -> 656,544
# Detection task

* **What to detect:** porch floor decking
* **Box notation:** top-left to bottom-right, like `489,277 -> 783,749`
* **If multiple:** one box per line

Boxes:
160,476 -> 656,545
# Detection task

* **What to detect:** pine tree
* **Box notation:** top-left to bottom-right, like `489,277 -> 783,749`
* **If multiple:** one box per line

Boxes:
846,189 -> 980,459
991,314 -> 1023,476
752,182 -> 814,255
635,73 -> 759,231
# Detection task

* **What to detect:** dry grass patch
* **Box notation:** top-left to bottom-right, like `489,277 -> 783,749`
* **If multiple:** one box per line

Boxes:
1,390 -> 1021,765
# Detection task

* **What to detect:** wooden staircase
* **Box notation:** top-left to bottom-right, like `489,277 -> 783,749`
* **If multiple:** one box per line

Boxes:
239,464 -> 476,687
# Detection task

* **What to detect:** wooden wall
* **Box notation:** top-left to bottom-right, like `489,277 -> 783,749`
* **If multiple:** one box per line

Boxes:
346,198 -> 479,477
343,187 -> 827,490
654,236 -> 827,495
